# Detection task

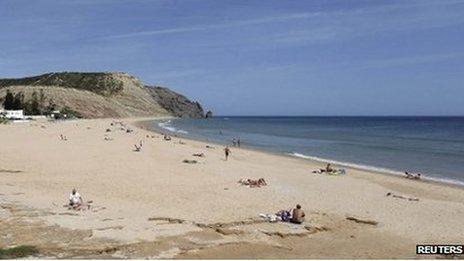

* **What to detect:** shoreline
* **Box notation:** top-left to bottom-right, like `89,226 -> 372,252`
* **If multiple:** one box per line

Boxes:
136,118 -> 464,190
1,117 -> 464,258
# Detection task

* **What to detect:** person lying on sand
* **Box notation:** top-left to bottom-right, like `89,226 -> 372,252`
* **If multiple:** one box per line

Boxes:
386,192 -> 419,201
238,178 -> 267,188
164,134 -> 171,141
193,153 -> 205,157
290,204 -> 305,224
69,188 -> 83,210
312,168 -> 346,175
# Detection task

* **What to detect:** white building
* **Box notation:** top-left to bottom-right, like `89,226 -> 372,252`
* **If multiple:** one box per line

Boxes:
3,110 -> 24,119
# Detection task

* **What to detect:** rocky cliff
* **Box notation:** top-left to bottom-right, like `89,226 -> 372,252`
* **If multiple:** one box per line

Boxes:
0,72 -> 205,119
144,86 -> 204,118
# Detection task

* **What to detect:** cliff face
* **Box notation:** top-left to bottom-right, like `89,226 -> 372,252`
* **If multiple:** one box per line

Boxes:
0,72 -> 205,119
144,86 -> 204,118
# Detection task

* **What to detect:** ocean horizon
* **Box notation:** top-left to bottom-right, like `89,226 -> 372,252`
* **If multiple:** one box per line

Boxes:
152,116 -> 464,186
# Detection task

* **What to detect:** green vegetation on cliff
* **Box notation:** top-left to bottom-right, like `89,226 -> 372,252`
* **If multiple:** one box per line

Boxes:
0,72 -> 125,96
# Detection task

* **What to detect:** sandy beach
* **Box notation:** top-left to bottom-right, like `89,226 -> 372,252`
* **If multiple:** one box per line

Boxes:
1,117 -> 463,259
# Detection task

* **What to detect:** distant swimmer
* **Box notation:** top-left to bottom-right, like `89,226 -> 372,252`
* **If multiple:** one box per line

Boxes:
224,146 -> 231,161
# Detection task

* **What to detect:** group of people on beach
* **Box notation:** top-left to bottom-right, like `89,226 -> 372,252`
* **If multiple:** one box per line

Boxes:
404,172 -> 421,180
232,138 -> 241,147
312,163 -> 346,175
65,122 -> 308,229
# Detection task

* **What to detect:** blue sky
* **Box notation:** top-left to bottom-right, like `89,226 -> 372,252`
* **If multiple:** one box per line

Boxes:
1,0 -> 463,116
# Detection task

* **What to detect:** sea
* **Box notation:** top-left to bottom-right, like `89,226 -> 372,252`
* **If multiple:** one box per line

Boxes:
151,116 -> 464,186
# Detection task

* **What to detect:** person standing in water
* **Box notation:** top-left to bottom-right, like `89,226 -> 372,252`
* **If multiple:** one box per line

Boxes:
237,138 -> 241,147
224,146 -> 231,161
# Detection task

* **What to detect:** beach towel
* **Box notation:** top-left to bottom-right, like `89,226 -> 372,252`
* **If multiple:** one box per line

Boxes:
328,169 -> 346,176
259,213 -> 280,222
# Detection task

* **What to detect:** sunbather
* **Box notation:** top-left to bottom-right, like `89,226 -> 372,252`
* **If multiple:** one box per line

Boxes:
324,163 -> 334,173
238,178 -> 267,188
69,188 -> 83,209
193,153 -> 205,157
290,204 -> 305,224
386,192 -> 419,201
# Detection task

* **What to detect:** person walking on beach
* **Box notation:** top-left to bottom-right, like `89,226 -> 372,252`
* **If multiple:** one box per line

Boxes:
224,146 -> 231,161
237,138 -> 241,147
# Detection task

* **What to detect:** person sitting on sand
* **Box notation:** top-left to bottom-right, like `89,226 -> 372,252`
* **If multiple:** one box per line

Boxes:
325,163 -> 334,173
224,146 -> 231,161
290,204 -> 305,224
69,188 -> 83,209
318,163 -> 334,173
164,134 -> 171,141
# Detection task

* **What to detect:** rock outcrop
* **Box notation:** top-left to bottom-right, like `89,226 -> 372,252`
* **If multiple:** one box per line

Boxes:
144,86 -> 204,118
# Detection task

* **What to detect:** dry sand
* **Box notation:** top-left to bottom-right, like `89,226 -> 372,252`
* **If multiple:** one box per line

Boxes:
1,117 -> 463,259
